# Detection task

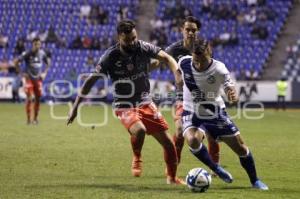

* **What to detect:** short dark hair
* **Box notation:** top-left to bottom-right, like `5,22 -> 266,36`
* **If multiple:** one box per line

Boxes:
193,39 -> 209,55
183,16 -> 202,30
32,37 -> 41,43
117,19 -> 136,34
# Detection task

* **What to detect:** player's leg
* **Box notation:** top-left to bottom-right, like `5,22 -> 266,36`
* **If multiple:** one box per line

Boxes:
151,130 -> 185,185
173,119 -> 184,164
25,93 -> 32,124
32,80 -> 42,124
24,79 -> 33,124
139,102 -> 184,184
173,103 -> 185,164
184,127 -> 233,183
220,134 -> 268,190
207,133 -> 220,164
115,108 -> 145,177
128,121 -> 146,177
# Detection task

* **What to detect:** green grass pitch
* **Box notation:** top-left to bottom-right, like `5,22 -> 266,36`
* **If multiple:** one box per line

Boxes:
0,103 -> 299,199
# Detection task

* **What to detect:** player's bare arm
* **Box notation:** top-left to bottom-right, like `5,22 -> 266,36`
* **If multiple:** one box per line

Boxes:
13,58 -> 21,72
67,73 -> 100,125
156,50 -> 183,86
41,57 -> 51,80
225,86 -> 239,103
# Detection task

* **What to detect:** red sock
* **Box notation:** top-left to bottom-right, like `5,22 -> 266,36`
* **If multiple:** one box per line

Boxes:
26,100 -> 31,122
173,134 -> 184,164
208,138 -> 220,164
130,134 -> 144,158
164,142 -> 178,178
34,99 -> 40,121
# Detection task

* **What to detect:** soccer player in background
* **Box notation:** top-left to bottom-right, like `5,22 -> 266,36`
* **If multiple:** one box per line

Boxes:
178,39 -> 268,190
14,37 -> 51,124
67,20 -> 185,184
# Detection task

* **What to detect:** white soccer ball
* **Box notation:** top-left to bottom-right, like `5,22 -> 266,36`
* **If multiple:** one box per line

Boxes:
186,168 -> 212,192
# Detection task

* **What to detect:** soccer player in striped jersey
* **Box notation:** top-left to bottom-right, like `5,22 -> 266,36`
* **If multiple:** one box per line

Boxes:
179,39 -> 268,190
14,37 -> 51,124
165,16 -> 221,166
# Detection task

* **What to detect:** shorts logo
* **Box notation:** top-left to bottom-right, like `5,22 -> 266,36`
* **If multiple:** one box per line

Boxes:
207,75 -> 215,84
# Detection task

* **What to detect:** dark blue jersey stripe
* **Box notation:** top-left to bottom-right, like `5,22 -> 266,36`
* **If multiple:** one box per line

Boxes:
180,58 -> 219,114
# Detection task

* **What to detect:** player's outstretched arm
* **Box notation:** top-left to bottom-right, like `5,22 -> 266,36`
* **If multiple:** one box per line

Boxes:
156,50 -> 183,87
225,86 -> 239,104
67,73 -> 100,125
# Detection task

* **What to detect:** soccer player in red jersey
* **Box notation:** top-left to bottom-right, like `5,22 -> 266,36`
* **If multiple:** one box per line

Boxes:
15,37 -> 51,124
67,20 -> 184,185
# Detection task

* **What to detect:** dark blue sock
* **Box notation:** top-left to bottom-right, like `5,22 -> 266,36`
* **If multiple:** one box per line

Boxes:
239,151 -> 258,184
190,144 -> 218,171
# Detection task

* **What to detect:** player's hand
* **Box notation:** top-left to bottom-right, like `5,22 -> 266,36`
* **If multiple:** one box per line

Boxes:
41,73 -> 47,80
227,89 -> 239,103
67,106 -> 78,125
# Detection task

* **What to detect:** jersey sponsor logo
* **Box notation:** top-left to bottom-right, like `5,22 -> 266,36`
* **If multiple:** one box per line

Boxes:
127,63 -> 134,71
207,75 -> 216,84
115,70 -> 125,75
115,61 -> 122,67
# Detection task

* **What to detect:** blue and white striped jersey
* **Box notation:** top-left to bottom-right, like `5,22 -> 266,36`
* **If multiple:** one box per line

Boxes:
178,55 -> 234,116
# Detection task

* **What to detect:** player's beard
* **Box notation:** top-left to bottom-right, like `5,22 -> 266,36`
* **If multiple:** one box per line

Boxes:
122,43 -> 138,54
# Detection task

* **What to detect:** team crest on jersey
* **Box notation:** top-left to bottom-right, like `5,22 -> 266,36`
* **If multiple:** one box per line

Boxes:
207,75 -> 216,84
127,63 -> 134,71
184,73 -> 191,79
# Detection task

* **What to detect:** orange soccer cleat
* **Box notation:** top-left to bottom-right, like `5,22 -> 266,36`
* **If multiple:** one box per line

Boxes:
131,155 -> 143,177
166,176 -> 186,185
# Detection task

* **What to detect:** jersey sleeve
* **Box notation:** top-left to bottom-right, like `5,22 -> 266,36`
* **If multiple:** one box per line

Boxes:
220,64 -> 235,89
165,45 -> 174,57
43,50 -> 52,64
94,52 -> 109,75
18,51 -> 28,61
140,41 -> 161,58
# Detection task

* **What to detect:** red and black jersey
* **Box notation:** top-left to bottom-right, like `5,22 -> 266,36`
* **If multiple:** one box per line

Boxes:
95,40 -> 161,108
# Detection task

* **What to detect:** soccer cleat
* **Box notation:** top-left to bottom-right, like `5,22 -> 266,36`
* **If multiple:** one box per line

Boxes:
214,165 -> 233,183
252,180 -> 269,190
32,120 -> 39,125
210,170 -> 218,178
131,156 -> 142,177
166,176 -> 186,185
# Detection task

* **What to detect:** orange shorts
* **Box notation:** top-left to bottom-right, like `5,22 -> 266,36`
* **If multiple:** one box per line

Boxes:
24,78 -> 42,97
173,102 -> 183,121
115,102 -> 169,134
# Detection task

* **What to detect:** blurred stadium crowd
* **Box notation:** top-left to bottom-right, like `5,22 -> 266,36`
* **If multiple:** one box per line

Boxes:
0,0 -> 298,102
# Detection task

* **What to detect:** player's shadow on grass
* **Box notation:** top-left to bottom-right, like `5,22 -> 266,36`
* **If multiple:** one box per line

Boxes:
27,183 -> 184,193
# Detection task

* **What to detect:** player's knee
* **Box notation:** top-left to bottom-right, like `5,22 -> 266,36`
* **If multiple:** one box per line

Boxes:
237,145 -> 249,156
175,126 -> 183,137
175,120 -> 183,134
133,127 -> 146,137
186,134 -> 201,149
